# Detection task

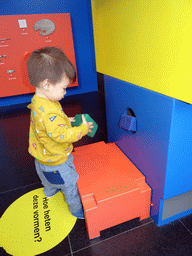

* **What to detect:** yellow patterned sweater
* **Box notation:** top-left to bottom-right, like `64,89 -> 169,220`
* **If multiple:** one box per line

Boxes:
27,95 -> 88,166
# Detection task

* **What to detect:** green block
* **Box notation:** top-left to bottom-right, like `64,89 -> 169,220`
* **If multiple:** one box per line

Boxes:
71,114 -> 98,137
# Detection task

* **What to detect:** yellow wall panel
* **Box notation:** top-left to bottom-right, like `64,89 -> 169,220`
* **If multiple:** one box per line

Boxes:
91,0 -> 192,103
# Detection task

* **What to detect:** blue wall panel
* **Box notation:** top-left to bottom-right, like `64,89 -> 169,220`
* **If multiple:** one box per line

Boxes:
104,74 -> 192,225
165,100 -> 192,200
104,75 -> 174,221
0,0 -> 97,107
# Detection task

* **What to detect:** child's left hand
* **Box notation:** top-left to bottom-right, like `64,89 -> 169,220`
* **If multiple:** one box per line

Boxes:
69,117 -> 76,123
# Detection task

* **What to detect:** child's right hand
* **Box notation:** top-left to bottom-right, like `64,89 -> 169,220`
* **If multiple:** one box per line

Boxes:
82,114 -> 94,133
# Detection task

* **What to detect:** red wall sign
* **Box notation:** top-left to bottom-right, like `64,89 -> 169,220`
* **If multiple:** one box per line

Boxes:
0,13 -> 78,98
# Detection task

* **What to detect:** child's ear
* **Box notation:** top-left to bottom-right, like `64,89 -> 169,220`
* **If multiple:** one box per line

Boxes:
41,79 -> 49,90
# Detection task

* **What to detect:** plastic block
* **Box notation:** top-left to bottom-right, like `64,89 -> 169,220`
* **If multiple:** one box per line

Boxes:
71,114 -> 98,137
119,112 -> 136,132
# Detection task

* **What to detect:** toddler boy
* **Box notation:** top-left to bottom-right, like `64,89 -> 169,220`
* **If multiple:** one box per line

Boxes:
27,46 -> 93,219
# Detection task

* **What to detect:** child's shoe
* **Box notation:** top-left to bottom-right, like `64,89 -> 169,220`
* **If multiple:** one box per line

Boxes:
72,208 -> 85,219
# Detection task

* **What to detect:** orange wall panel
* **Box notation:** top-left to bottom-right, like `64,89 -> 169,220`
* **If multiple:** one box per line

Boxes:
0,13 -> 78,98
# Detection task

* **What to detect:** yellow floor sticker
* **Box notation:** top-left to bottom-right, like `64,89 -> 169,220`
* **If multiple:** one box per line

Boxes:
0,188 -> 77,256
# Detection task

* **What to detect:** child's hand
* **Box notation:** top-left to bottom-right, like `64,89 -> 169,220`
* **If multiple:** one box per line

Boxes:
69,117 -> 76,123
82,114 -> 94,133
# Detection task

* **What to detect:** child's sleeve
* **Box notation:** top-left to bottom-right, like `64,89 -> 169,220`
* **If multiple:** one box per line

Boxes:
43,111 -> 88,143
